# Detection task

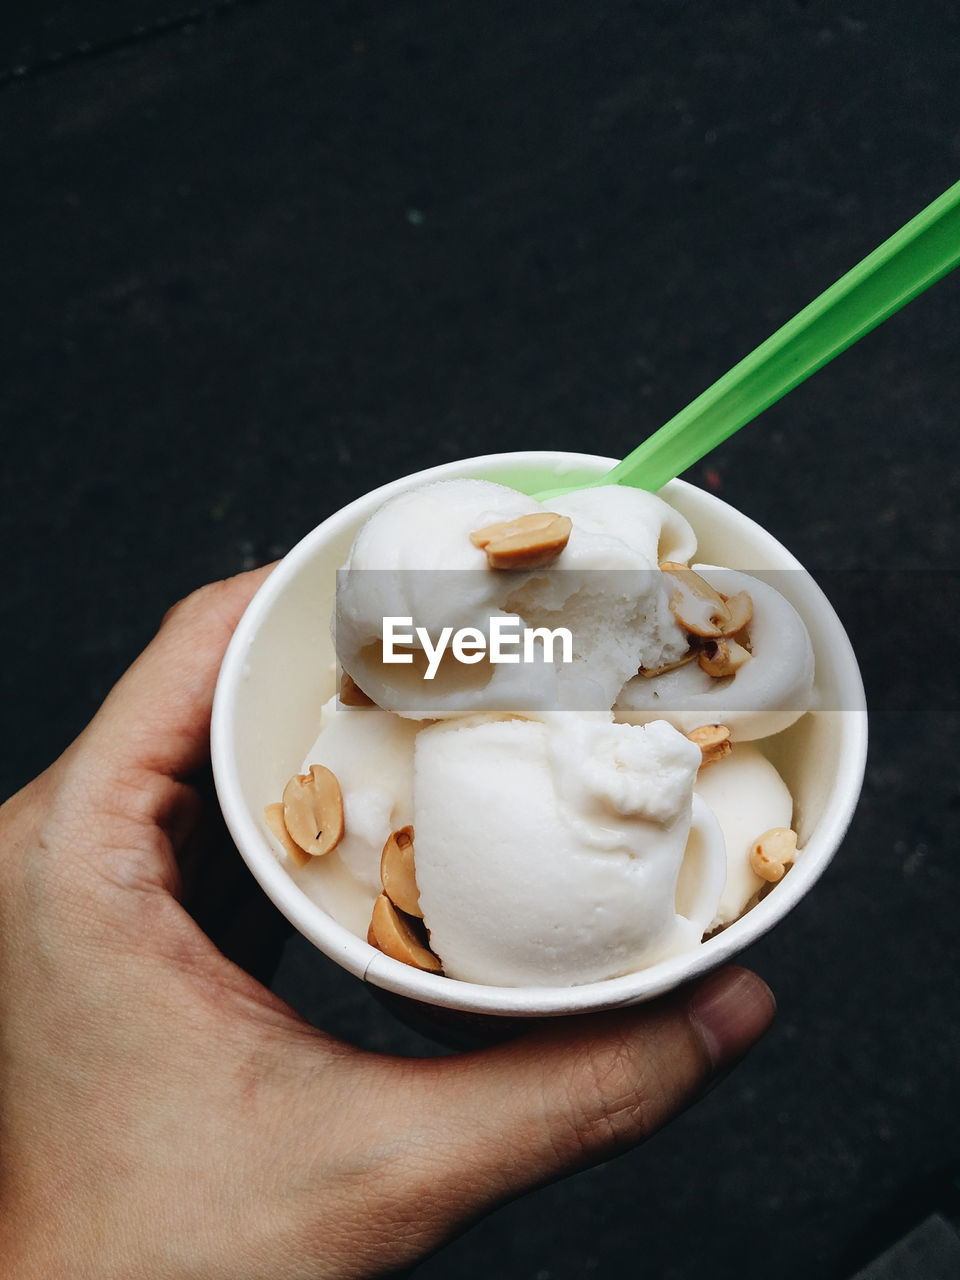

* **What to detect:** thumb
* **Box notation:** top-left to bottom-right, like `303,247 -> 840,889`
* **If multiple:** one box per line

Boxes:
406,966 -> 774,1230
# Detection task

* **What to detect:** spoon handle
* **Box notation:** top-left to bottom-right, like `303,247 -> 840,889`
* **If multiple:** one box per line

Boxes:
551,178 -> 960,498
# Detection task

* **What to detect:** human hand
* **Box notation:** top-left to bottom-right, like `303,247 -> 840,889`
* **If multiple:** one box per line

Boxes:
0,570 -> 776,1280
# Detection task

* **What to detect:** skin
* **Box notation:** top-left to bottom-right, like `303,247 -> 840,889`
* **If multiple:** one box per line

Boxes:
0,569 -> 776,1279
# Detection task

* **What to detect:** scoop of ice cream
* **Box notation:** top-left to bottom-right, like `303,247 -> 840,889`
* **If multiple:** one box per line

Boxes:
615,566 -> 815,740
694,744 -> 794,927
547,484 -> 698,567
335,479 -> 692,717
289,698 -> 418,924
411,714 -> 724,986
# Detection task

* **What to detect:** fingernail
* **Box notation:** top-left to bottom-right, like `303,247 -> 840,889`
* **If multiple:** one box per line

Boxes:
687,966 -> 776,1073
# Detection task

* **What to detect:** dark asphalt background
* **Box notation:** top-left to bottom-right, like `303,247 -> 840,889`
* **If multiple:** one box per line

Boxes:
2,3 -> 959,1277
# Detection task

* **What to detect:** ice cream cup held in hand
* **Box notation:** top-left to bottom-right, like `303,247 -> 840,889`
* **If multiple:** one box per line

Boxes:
211,452 -> 868,1019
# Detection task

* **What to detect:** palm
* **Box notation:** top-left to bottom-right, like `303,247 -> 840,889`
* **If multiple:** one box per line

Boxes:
0,569 -> 774,1280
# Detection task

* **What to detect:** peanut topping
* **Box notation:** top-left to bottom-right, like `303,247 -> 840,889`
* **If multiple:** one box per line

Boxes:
281,764 -> 345,857
340,671 -> 374,707
686,724 -> 732,768
659,562 -> 732,637
263,802 -> 311,869
749,827 -> 798,883
698,637 -> 753,678
648,568 -> 754,679
380,826 -> 422,918
638,648 -> 698,678
369,894 -> 443,972
470,511 -> 572,569
719,589 -> 753,637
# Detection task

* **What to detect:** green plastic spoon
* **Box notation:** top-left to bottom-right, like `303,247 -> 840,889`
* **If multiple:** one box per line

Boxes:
534,177 -> 960,500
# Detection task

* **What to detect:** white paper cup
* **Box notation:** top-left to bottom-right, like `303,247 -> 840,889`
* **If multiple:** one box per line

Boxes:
211,451 -> 867,1019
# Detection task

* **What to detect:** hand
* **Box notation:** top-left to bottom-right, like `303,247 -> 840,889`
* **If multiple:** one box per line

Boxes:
0,570 -> 776,1280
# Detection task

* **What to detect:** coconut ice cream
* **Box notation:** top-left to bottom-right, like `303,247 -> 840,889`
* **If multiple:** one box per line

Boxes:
269,477 -> 814,987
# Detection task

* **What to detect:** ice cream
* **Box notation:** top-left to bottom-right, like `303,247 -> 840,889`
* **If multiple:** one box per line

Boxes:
335,479 -> 695,716
616,566 -> 815,740
411,715 -> 726,985
693,743 -> 794,927
269,477 -> 815,987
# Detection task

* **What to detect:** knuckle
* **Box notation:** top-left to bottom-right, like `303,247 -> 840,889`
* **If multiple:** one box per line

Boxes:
159,578 -> 234,631
548,1034 -> 659,1164
546,1011 -> 708,1168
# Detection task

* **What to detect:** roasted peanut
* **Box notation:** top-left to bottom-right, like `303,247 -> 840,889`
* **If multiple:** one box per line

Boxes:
369,893 -> 443,972
263,802 -> 311,869
749,827 -> 798,882
659,562 -> 732,637
340,671 -> 375,707
281,764 -> 345,857
380,825 -> 422,917
698,637 -> 753,678
686,724 -> 732,767
470,511 -> 572,569
638,647 -> 698,678
719,589 -> 753,636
